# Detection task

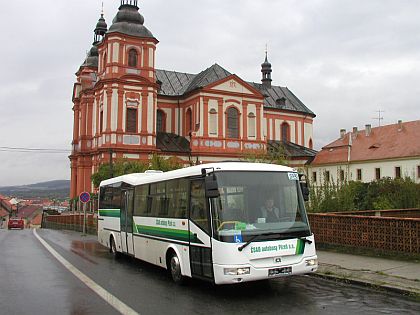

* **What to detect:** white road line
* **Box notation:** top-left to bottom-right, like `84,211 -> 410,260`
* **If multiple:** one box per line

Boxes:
33,229 -> 140,315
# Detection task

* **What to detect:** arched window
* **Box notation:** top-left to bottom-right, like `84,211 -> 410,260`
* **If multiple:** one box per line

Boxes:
128,49 -> 138,67
156,110 -> 165,133
185,108 -> 192,136
248,112 -> 256,138
281,122 -> 290,142
309,138 -> 313,149
227,107 -> 239,139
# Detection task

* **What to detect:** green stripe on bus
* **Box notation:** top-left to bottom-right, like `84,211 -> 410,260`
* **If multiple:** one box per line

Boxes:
295,239 -> 305,255
98,209 -> 120,217
136,225 -> 204,244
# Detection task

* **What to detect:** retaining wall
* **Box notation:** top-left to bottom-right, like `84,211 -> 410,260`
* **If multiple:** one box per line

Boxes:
42,213 -> 97,235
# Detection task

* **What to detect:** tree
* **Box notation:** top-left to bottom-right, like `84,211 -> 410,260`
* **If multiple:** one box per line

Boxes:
91,154 -> 183,188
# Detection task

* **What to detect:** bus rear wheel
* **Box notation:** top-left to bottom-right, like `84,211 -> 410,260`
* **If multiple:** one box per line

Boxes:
169,253 -> 185,284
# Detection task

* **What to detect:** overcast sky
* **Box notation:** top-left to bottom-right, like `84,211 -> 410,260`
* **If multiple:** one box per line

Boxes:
0,0 -> 419,186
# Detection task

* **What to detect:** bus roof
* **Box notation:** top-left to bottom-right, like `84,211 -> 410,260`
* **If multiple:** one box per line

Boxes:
99,162 -> 296,187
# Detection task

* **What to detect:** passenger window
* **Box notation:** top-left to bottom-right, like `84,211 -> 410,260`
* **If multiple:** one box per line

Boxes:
134,185 -> 149,216
190,180 -> 210,234
167,179 -> 189,218
150,182 -> 167,217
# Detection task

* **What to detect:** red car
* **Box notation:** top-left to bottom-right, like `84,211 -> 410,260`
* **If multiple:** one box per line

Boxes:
8,218 -> 24,230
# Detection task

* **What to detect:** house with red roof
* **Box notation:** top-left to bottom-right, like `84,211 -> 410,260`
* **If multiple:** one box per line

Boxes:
309,120 -> 420,184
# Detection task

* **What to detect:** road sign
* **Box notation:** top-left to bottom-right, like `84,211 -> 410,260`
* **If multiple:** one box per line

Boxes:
79,192 -> 91,203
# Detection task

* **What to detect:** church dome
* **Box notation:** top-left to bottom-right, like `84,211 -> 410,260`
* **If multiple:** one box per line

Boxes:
82,45 -> 99,68
95,14 -> 108,35
108,1 -> 155,39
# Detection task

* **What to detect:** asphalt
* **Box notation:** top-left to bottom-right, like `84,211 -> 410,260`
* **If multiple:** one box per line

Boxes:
314,250 -> 420,297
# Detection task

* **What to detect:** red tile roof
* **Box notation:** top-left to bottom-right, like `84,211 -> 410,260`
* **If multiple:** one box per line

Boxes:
0,209 -> 8,217
312,120 -> 420,165
30,213 -> 43,225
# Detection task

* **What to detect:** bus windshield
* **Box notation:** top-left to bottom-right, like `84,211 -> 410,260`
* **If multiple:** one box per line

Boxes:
211,171 -> 311,243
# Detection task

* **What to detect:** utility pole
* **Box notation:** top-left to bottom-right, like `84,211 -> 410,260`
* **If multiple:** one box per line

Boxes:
109,148 -> 114,178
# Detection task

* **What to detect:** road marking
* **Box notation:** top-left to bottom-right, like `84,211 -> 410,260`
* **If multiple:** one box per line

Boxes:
33,229 -> 140,315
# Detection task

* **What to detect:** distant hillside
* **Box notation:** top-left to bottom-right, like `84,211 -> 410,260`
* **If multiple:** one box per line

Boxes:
0,180 -> 70,199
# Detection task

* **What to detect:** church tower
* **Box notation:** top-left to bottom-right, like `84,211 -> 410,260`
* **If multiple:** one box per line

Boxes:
70,1 -> 159,198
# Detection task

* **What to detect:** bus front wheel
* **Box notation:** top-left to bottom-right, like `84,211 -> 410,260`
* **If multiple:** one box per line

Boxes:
110,236 -> 120,258
169,252 -> 185,284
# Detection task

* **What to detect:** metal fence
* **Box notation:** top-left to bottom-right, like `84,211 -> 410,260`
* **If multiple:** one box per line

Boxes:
308,210 -> 420,254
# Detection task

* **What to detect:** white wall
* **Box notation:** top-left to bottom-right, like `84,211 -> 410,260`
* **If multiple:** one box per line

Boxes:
309,158 -> 420,185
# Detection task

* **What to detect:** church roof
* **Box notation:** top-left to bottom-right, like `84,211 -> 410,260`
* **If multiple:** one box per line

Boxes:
268,140 -> 317,159
183,64 -> 232,94
250,83 -> 315,116
156,65 -> 314,117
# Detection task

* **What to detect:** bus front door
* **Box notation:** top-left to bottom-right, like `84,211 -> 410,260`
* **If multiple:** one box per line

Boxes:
121,189 -> 135,256
189,179 -> 214,281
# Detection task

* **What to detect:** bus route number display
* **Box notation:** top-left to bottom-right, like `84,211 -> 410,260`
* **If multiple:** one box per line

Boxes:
79,192 -> 91,203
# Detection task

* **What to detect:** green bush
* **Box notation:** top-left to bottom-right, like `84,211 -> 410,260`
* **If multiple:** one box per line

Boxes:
307,177 -> 420,213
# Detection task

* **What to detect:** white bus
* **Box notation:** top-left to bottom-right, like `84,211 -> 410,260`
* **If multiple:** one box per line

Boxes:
98,162 -> 317,284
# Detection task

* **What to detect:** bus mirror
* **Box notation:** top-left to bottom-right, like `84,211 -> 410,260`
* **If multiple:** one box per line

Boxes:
299,174 -> 309,202
299,182 -> 310,201
205,175 -> 220,198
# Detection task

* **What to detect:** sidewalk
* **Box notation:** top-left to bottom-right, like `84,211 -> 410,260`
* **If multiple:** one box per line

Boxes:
314,250 -> 420,296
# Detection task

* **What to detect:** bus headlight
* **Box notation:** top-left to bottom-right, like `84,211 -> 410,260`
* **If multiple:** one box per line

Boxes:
224,267 -> 250,276
305,259 -> 318,266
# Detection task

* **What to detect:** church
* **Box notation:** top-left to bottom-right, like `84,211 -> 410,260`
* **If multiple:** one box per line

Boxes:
70,0 -> 316,198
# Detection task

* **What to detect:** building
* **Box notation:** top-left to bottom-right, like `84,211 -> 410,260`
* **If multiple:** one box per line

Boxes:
309,120 -> 420,185
70,1 -> 316,198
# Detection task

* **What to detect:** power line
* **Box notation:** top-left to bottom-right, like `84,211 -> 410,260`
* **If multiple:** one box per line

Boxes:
0,146 -> 71,154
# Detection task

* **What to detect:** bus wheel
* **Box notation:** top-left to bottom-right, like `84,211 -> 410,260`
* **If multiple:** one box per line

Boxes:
169,253 -> 184,284
110,237 -> 120,258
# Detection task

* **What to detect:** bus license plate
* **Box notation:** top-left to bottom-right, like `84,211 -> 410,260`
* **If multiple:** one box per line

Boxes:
268,267 -> 292,276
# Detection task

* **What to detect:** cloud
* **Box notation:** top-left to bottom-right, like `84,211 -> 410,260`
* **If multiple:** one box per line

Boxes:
0,0 -> 419,185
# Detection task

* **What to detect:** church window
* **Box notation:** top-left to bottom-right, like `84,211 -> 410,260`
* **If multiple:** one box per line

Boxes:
309,138 -> 313,149
209,109 -> 217,135
103,53 -> 107,71
100,111 -> 104,133
157,110 -> 165,133
248,112 -> 256,137
227,107 -> 239,139
185,108 -> 193,136
126,108 -> 137,133
128,49 -> 138,67
281,122 -> 290,142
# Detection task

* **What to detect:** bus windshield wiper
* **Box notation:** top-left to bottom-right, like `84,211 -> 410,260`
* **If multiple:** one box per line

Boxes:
238,232 -> 282,252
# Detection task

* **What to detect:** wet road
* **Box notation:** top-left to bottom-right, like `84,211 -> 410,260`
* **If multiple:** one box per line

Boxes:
0,229 -> 419,315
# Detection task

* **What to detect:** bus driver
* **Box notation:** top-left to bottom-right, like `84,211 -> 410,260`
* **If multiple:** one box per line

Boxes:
258,197 -> 281,223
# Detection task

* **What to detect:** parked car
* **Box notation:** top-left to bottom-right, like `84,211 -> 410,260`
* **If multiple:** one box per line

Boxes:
8,218 -> 24,230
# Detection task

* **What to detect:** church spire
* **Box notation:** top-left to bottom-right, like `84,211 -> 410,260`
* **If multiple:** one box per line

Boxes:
94,4 -> 108,44
261,48 -> 272,89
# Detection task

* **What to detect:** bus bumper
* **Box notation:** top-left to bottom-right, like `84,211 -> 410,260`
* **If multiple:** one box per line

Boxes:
213,255 -> 318,285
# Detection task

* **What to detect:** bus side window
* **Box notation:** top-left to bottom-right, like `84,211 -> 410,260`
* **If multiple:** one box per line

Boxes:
134,185 -> 149,216
190,180 -> 210,234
